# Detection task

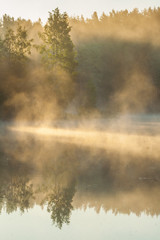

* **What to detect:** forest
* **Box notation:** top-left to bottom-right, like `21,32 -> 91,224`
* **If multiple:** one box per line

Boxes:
0,7 -> 160,121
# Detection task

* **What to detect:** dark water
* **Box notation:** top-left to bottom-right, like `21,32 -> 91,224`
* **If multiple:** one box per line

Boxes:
0,127 -> 160,239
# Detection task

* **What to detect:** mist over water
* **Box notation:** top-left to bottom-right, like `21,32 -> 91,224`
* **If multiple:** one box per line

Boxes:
0,7 -> 160,240
8,114 -> 160,160
0,115 -> 160,218
0,114 -> 159,240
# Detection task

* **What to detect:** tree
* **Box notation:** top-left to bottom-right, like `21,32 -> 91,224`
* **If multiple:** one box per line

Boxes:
47,183 -> 75,229
92,11 -> 99,23
3,25 -> 32,63
0,37 -> 4,59
39,8 -> 77,74
2,14 -> 15,36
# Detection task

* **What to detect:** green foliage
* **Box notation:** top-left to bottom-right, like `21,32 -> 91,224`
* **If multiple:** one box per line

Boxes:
47,184 -> 75,229
3,25 -> 32,63
0,7 -> 160,119
2,14 -> 15,35
5,178 -> 33,213
39,8 -> 77,73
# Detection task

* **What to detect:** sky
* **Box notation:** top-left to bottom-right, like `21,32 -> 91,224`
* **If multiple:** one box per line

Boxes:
0,0 -> 160,23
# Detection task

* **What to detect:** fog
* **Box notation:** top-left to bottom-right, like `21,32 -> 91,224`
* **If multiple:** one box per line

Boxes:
0,8 -> 160,121
0,120 -> 160,228
0,7 -> 160,231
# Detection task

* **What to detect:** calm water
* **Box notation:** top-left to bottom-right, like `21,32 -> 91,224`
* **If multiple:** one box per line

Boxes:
0,122 -> 160,239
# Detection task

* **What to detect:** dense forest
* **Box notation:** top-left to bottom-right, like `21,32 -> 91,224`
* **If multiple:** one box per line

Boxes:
0,7 -> 160,121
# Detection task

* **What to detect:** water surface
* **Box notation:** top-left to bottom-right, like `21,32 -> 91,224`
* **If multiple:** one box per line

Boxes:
0,120 -> 160,239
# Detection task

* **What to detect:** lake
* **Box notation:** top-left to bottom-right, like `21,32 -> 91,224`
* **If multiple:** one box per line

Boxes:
0,118 -> 160,239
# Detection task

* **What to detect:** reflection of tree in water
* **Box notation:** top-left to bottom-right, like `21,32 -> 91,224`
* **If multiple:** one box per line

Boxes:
0,150 -> 34,214
47,182 -> 75,229
40,154 -> 77,229
0,139 -> 78,228
5,177 -> 33,213
1,135 -> 160,226
0,175 -> 34,214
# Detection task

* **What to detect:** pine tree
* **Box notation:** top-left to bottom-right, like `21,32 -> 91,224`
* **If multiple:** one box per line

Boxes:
39,8 -> 77,74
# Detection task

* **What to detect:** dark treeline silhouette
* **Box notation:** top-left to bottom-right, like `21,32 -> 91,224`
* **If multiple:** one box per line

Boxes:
0,7 -> 160,120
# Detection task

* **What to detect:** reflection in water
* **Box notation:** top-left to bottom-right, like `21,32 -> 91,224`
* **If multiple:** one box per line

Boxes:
0,127 -> 160,228
47,182 -> 75,229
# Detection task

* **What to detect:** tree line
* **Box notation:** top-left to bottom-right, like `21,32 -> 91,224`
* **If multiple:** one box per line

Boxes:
0,7 -> 160,120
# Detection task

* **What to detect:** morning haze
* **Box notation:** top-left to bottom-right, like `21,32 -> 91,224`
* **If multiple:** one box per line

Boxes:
0,2 -> 160,240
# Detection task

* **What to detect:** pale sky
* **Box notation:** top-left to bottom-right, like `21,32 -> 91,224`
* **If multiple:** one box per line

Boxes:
0,0 -> 160,23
